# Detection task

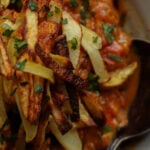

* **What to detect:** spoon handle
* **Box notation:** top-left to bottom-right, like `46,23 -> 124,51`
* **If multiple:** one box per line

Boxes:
107,124 -> 150,150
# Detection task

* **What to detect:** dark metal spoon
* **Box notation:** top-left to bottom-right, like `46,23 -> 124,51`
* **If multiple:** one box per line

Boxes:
107,39 -> 150,150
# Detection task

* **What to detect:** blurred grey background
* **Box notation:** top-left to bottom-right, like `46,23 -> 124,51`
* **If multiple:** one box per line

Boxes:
122,0 -> 150,149
123,0 -> 150,40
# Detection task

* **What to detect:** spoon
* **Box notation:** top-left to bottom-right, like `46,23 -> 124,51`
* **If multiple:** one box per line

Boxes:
107,39 -> 150,150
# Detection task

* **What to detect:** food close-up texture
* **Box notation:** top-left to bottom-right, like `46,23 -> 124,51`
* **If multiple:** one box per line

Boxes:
0,0 -> 139,150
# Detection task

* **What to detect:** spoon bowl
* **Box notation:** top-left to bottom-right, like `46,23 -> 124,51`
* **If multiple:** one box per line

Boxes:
107,39 -> 150,150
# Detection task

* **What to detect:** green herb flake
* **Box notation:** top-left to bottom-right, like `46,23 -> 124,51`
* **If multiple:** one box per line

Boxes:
102,23 -> 115,43
2,24 -> 10,30
14,39 -> 28,52
68,37 -> 78,50
82,0 -> 90,10
16,59 -> 27,71
34,85 -> 44,93
107,54 -> 123,62
69,0 -> 79,8
80,7 -> 91,20
10,87 -> 17,96
92,36 -> 98,43
45,95 -> 51,101
103,7 -> 108,12
47,11 -> 54,17
20,81 -> 28,86
10,0 -> 23,10
3,30 -> 14,37
61,18 -> 68,25
54,6 -> 60,13
103,125 -> 113,133
87,72 -> 100,92
29,0 -> 38,11
2,24 -> 14,37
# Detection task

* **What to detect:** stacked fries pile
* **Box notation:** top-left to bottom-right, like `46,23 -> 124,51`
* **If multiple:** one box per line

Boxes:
0,0 -> 138,149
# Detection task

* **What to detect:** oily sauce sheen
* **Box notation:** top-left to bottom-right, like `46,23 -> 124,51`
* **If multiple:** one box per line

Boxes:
63,0 -> 139,149
0,0 -> 139,150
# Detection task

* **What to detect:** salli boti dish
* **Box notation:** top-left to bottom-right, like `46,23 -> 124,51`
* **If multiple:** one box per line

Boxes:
0,0 -> 139,150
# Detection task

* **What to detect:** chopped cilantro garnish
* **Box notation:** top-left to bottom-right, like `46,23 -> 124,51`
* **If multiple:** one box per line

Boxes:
10,0 -> 22,10
2,24 -> 11,30
103,125 -> 113,133
61,18 -> 68,25
34,85 -> 44,93
80,0 -> 91,23
103,7 -> 108,12
14,39 -> 28,52
54,6 -> 60,13
47,11 -> 54,17
107,54 -> 123,62
92,36 -> 98,43
16,59 -> 27,70
45,95 -> 51,101
2,24 -> 14,37
82,0 -> 90,10
69,0 -> 79,8
102,23 -> 115,43
47,7 -> 60,17
3,29 -> 14,37
68,37 -> 78,50
80,7 -> 91,20
88,72 -> 100,92
29,0 -> 38,11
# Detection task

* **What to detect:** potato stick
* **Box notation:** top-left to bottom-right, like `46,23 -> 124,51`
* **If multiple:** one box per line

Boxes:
25,9 -> 38,51
102,62 -> 138,88
49,117 -> 82,150
15,91 -> 38,142
27,75 -> 44,123
0,36 -> 12,78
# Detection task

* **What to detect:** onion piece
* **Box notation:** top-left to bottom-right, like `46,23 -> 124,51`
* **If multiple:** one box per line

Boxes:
81,25 -> 109,83
49,117 -> 82,150
62,11 -> 81,68
1,16 -> 23,31
102,62 -> 138,88
0,0 -> 10,8
16,60 -> 54,83
78,100 -> 96,127
50,53 -> 71,67
15,92 -> 38,142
